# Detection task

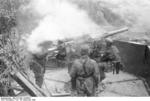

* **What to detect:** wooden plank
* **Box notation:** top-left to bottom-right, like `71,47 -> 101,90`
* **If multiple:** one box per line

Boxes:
21,72 -> 50,96
10,71 -> 48,97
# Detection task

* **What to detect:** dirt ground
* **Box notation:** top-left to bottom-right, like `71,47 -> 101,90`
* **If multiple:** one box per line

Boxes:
99,71 -> 149,96
43,68 -> 70,96
42,68 -> 149,96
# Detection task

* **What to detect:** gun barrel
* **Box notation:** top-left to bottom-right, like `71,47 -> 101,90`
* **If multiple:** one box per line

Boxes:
48,47 -> 57,51
104,27 -> 128,38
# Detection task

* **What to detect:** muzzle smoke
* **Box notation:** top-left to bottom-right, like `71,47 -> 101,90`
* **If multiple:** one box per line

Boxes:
19,0 -> 150,53
24,0 -> 103,53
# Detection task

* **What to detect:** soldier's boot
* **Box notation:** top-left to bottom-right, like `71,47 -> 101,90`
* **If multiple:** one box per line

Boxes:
113,69 -> 115,74
116,62 -> 120,74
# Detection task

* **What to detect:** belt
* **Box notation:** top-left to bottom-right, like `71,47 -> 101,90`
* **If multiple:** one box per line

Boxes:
77,73 -> 93,79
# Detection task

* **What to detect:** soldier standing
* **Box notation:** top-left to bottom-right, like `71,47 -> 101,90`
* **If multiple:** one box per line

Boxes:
30,53 -> 46,88
56,40 -> 67,67
105,38 -> 123,74
56,40 -> 66,60
68,45 -> 100,96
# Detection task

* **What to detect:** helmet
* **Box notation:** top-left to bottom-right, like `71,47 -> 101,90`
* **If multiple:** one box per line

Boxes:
58,40 -> 64,45
105,38 -> 113,47
80,45 -> 90,56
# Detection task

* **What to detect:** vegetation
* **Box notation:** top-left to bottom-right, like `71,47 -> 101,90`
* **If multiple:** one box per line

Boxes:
0,0 -> 31,96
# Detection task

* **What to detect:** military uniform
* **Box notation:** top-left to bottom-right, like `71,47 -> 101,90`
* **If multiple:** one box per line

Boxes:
56,41 -> 67,67
56,41 -> 66,60
30,54 -> 46,88
57,45 -> 66,60
105,42 -> 122,74
68,45 -> 100,96
98,62 -> 106,82
95,38 -> 124,74
90,40 -> 106,63
69,57 -> 100,96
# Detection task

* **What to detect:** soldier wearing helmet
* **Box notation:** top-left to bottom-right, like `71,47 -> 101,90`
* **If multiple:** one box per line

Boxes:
56,40 -> 67,67
68,45 -> 100,96
104,38 -> 123,74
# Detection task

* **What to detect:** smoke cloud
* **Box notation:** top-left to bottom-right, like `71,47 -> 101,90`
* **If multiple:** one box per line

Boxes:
100,0 -> 150,32
24,0 -> 103,53
19,0 -> 150,53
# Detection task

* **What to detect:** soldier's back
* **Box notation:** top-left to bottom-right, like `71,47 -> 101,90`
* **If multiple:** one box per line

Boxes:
73,58 -> 97,76
69,58 -> 99,96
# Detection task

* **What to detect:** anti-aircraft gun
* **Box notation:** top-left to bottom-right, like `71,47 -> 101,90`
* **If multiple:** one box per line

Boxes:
46,27 -> 128,60
103,27 -> 128,38
46,40 -> 74,59
93,27 -> 129,46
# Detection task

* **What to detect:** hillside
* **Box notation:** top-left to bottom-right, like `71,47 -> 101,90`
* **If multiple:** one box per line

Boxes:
71,0 -> 150,44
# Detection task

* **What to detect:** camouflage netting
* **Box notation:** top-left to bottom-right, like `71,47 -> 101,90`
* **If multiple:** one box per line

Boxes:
0,0 -> 34,96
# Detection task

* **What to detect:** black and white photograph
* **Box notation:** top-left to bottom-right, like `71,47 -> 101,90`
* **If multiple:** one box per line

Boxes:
0,0 -> 150,98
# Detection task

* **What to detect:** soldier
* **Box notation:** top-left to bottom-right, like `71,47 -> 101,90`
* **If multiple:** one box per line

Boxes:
105,38 -> 123,74
30,53 -> 46,88
90,39 -> 107,82
56,40 -> 67,67
98,62 -> 106,82
68,45 -> 100,96
90,39 -> 106,63
56,40 -> 66,60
